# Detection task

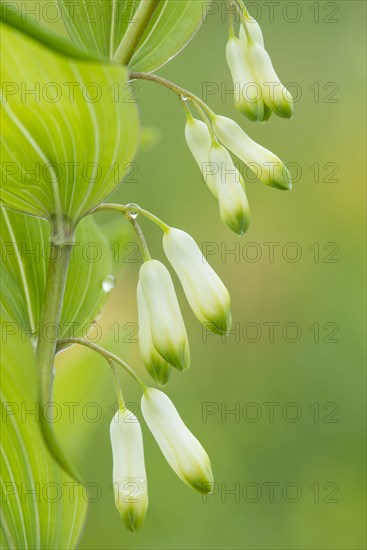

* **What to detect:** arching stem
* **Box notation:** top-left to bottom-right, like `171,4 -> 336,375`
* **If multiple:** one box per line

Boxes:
57,338 -> 147,391
129,72 -> 216,120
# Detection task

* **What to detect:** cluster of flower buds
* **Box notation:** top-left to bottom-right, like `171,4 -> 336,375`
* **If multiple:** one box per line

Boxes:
226,5 -> 294,122
107,1 -> 295,534
137,227 -> 231,385
110,389 -> 213,532
185,112 -> 291,234
109,222 -> 230,530
185,118 -> 251,235
183,6 -> 293,235
108,222 -> 229,531
211,115 -> 291,190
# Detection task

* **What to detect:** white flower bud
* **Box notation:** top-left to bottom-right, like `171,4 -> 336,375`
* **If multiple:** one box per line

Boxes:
139,260 -> 190,371
226,36 -> 269,122
239,16 -> 265,47
185,118 -> 217,197
163,227 -> 232,335
212,115 -> 292,190
141,388 -> 214,494
110,408 -> 148,532
209,144 -> 251,235
247,40 -> 294,119
137,283 -> 172,385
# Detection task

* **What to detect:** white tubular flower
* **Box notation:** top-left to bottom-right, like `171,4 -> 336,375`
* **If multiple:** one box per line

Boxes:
185,118 -> 217,197
163,227 -> 232,335
209,144 -> 251,235
137,283 -> 172,385
139,260 -> 190,371
247,39 -> 294,120
141,388 -> 214,494
110,408 -> 148,532
212,115 -> 292,190
226,36 -> 270,123
239,16 -> 265,47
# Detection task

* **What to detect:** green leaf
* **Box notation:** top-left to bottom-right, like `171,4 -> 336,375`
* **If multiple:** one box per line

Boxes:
0,1 -> 106,61
56,0 -> 211,72
0,22 -> 139,233
61,216 -> 114,340
57,0 -> 140,59
129,0 -> 212,73
0,326 -> 87,549
0,208 -> 114,341
1,209 -> 46,335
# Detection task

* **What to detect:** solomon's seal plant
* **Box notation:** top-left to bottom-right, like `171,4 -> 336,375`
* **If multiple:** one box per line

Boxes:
0,0 -> 295,543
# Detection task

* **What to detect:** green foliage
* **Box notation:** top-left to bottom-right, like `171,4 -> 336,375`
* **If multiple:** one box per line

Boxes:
0,1 -> 104,61
128,0 -> 212,73
56,0 -> 210,72
0,1 -> 215,546
1,208 -> 113,340
0,327 -> 87,549
57,0 -> 140,58
0,23 -> 139,232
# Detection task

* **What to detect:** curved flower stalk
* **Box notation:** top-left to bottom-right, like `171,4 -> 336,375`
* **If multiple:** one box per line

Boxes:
163,227 -> 232,334
110,408 -> 148,532
141,388 -> 214,493
239,13 -> 265,47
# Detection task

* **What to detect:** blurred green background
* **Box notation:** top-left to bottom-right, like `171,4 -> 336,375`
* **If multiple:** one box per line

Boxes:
12,1 -> 367,548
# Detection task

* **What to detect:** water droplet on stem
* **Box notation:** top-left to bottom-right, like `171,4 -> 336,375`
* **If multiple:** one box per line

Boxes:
102,275 -> 116,292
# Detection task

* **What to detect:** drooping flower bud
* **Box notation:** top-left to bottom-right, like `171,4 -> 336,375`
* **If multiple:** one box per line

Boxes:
137,283 -> 172,385
209,143 -> 251,235
163,227 -> 232,335
226,35 -> 270,122
141,388 -> 214,494
110,408 -> 148,532
139,260 -> 190,371
212,115 -> 292,190
239,15 -> 264,47
185,118 -> 217,197
246,39 -> 294,119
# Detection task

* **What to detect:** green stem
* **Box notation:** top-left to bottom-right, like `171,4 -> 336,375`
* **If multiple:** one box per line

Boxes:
236,0 -> 250,18
227,1 -> 235,37
132,72 -> 218,142
113,0 -> 161,65
129,72 -> 216,120
128,216 -> 152,261
93,202 -> 170,232
180,97 -> 194,121
57,339 -> 147,391
192,102 -> 219,143
232,0 -> 252,41
36,236 -> 80,481
108,359 -> 126,410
